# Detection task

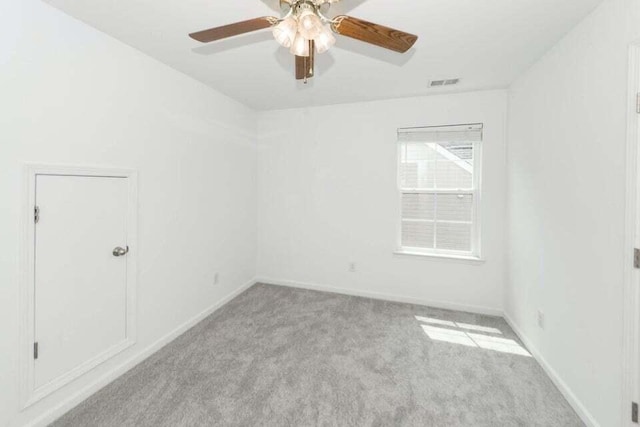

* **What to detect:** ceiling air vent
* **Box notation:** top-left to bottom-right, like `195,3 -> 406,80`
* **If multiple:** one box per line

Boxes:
429,78 -> 460,88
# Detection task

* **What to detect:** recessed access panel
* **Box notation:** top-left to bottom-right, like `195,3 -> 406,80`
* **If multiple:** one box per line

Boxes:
33,174 -> 129,390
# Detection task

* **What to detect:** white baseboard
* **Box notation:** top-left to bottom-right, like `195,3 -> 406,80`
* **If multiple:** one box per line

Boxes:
27,278 -> 257,427
256,277 -> 503,317
503,312 -> 600,427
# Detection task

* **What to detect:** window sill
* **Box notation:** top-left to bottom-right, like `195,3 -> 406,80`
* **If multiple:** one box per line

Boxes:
393,250 -> 485,264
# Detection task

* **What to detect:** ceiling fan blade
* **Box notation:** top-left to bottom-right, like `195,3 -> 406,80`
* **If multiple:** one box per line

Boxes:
295,41 -> 315,81
189,17 -> 277,43
331,15 -> 417,53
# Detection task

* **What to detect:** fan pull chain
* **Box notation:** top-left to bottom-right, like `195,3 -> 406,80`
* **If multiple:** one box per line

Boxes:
304,57 -> 308,84
308,40 -> 314,78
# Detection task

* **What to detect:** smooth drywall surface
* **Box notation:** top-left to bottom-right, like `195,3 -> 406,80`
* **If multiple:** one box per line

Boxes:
506,0 -> 640,425
257,90 -> 508,313
0,2 -> 257,425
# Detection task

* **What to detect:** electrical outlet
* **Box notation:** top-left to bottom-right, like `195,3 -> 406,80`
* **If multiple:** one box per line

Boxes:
537,310 -> 545,329
213,273 -> 219,285
349,262 -> 356,273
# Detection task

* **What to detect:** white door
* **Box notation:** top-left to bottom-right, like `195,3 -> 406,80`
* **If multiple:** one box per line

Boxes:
34,174 -> 129,389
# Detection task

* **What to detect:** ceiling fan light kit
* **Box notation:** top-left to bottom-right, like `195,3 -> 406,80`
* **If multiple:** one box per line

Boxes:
272,17 -> 298,48
297,5 -> 324,40
290,31 -> 311,56
189,0 -> 418,82
314,28 -> 336,54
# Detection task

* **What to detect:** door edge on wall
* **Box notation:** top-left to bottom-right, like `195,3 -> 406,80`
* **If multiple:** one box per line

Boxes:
623,42 -> 640,427
19,163 -> 139,409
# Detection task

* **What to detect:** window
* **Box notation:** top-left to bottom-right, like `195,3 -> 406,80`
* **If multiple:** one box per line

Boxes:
397,124 -> 482,259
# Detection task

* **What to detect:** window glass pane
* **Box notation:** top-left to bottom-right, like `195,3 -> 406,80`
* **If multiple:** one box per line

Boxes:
402,220 -> 434,249
400,161 -> 418,188
443,141 -> 474,161
436,222 -> 472,252
400,142 -> 474,190
436,194 -> 473,222
400,144 -> 436,188
402,193 -> 435,220
434,142 -> 473,189
405,143 -> 437,162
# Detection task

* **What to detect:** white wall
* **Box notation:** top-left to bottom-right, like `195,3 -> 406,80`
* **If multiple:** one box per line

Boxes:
506,0 -> 640,425
257,90 -> 508,314
0,2 -> 258,426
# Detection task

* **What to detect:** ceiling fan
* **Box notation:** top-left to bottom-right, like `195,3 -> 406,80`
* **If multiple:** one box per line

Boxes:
188,0 -> 418,83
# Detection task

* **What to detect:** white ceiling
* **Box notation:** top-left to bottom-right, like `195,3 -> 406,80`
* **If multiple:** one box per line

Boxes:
46,0 -> 602,110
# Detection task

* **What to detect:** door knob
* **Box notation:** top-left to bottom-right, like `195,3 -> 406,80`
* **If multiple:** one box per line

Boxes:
112,246 -> 129,257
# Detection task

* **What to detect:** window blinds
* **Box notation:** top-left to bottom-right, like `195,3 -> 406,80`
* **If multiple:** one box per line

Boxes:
398,124 -> 483,143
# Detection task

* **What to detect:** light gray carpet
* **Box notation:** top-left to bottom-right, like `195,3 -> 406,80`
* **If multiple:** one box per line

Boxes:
52,283 -> 583,426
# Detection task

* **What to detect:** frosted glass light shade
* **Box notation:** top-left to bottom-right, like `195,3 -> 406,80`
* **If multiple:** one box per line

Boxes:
297,9 -> 323,40
272,17 -> 297,48
290,32 -> 310,57
314,26 -> 336,54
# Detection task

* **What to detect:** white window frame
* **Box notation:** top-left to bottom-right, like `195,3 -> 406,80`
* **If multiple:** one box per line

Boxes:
395,124 -> 483,261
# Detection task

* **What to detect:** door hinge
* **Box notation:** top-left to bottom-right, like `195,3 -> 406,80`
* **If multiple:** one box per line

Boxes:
34,206 -> 39,224
633,402 -> 639,423
33,342 -> 38,360
634,248 -> 640,269
637,93 -> 640,114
